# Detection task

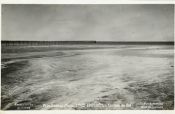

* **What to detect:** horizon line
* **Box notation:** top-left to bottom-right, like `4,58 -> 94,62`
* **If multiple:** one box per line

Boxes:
1,40 -> 174,42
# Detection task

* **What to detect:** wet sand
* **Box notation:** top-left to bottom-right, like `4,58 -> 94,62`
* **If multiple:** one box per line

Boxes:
1,45 -> 174,110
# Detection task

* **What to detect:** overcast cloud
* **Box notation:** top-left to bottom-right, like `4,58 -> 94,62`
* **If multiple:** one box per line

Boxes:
2,4 -> 174,41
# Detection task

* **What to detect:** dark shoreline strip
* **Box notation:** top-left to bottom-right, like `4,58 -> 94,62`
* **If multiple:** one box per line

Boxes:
1,41 -> 174,46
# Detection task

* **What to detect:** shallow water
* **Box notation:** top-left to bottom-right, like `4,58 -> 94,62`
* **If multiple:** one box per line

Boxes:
1,45 -> 174,110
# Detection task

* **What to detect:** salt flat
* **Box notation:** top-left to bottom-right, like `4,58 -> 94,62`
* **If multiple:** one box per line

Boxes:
1,45 -> 174,110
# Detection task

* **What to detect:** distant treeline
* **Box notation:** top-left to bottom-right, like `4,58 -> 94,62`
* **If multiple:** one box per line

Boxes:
1,40 -> 174,46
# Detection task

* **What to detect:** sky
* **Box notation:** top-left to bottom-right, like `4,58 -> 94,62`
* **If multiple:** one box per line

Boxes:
1,4 -> 174,41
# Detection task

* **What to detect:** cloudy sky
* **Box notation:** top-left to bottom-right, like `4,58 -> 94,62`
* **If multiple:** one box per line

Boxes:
2,4 -> 174,41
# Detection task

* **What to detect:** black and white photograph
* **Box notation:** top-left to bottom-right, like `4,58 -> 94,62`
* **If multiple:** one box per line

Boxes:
1,3 -> 174,110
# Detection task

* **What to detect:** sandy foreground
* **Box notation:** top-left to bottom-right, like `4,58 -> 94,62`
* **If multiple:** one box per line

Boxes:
1,45 -> 174,110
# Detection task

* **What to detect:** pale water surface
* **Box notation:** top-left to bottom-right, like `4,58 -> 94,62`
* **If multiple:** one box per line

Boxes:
1,45 -> 174,110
